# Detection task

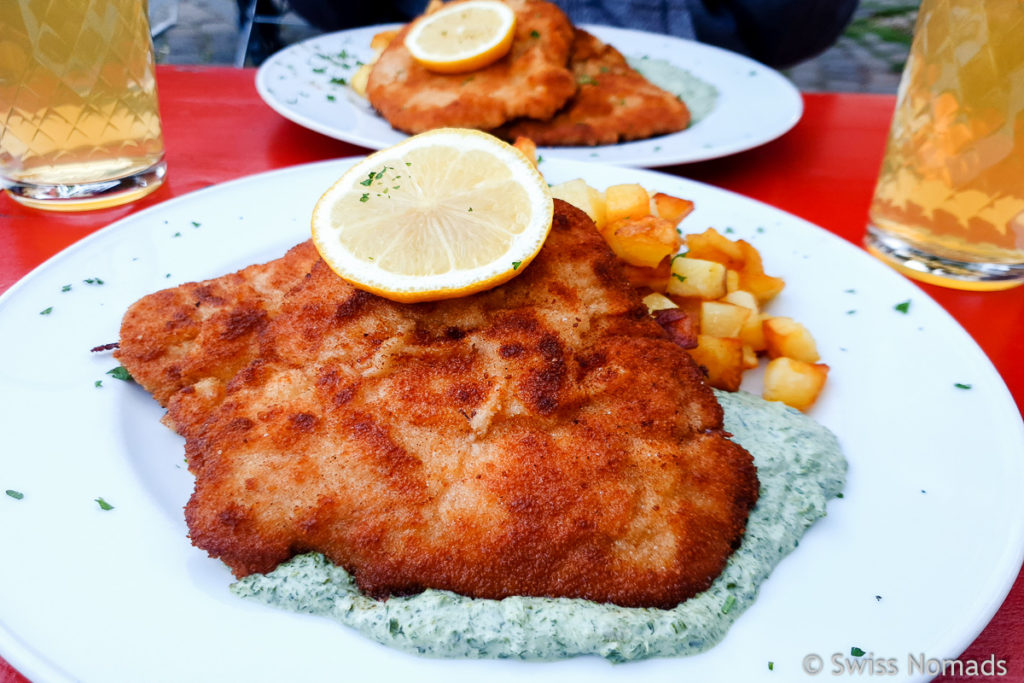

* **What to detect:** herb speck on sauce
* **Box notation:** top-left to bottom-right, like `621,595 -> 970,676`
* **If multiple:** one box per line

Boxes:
233,391 -> 847,662
894,300 -> 911,314
6,490 -> 24,500
95,497 -> 114,510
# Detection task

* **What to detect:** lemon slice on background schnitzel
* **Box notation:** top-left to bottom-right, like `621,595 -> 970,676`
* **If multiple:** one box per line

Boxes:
311,128 -> 553,303
404,0 -> 517,74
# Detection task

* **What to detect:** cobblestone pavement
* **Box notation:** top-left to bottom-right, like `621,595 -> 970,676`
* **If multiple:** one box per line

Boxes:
152,0 -> 918,94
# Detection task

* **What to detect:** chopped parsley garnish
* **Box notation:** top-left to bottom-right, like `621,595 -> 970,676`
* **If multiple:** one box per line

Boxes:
330,77 -> 347,85
95,497 -> 114,511
191,220 -> 201,228
536,155 -> 543,163
327,94 -> 337,102
173,231 -> 181,237
851,646 -> 866,657
846,309 -> 856,315
39,306 -> 53,315
95,380 -> 103,388
671,273 -> 687,283
756,226 -> 765,233
576,74 -> 598,86
312,66 -> 326,74
954,382 -> 972,390
61,284 -> 72,292
875,595 -> 882,601
530,29 -> 540,38
724,227 -> 735,234
721,594 -> 736,614
836,492 -> 844,498
512,261 -> 522,270
83,277 -> 104,285
5,490 -> 24,500
360,193 -> 370,202
768,661 -> 774,671
467,207 -> 473,212
670,252 -> 688,263
894,300 -> 911,314
106,366 -> 133,382
844,288 -> 856,293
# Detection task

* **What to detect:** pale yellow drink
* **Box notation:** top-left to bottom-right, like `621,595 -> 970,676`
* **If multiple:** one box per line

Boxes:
865,0 -> 1024,290
0,0 -> 166,210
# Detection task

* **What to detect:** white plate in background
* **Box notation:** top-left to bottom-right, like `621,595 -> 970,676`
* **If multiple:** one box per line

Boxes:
255,24 -> 803,167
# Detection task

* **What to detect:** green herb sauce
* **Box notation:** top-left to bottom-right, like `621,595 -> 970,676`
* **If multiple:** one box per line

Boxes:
626,57 -> 719,125
232,390 -> 846,662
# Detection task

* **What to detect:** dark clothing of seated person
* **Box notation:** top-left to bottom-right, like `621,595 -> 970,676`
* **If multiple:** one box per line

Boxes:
281,0 -> 859,70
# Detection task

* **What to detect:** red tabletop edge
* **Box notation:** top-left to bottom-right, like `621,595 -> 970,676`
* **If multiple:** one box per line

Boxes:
1,66 -> 1021,683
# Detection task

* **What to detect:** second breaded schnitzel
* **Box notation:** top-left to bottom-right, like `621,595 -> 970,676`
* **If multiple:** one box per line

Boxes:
117,201 -> 758,609
366,0 -> 577,134
498,30 -> 691,145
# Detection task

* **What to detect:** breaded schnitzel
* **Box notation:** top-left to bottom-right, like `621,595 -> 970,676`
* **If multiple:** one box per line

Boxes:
366,0 -> 577,133
498,30 -> 691,145
117,201 -> 758,609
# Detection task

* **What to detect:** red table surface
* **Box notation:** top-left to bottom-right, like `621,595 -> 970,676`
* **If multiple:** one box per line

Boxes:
1,66 -> 1021,682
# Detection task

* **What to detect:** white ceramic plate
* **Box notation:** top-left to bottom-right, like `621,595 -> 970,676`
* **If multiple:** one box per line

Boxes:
255,24 -> 803,167
1,159 -> 1022,683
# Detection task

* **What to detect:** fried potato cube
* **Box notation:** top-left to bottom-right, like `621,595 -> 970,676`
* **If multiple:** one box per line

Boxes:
605,216 -> 683,268
742,344 -> 759,370
512,137 -> 538,167
351,63 -> 372,97
726,268 -> 740,293
700,301 -> 751,338
667,256 -> 728,300
642,292 -> 678,313
738,311 -> 769,352
370,30 -> 398,52
651,192 -> 695,226
722,289 -> 759,313
550,179 -> 607,230
654,309 -> 699,349
688,335 -> 745,391
763,357 -> 829,411
604,183 -> 651,223
684,228 -> 745,269
736,240 -> 785,303
763,316 -> 820,363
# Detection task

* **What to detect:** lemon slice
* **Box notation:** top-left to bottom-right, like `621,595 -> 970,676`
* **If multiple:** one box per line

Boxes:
311,128 -> 553,303
404,0 -> 517,74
